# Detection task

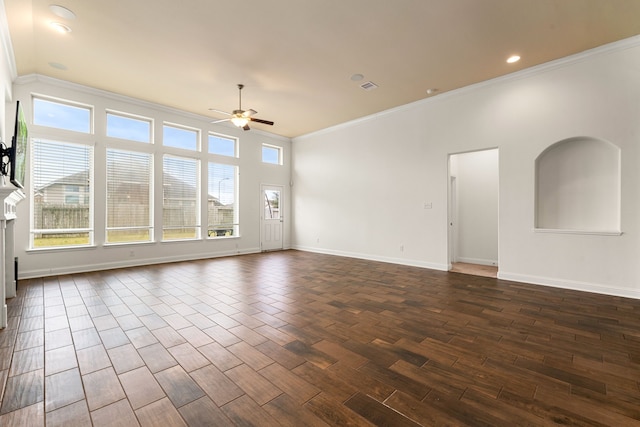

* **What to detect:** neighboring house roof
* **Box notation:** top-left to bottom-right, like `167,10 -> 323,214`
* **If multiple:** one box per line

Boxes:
36,170 -> 89,192
37,168 -> 226,205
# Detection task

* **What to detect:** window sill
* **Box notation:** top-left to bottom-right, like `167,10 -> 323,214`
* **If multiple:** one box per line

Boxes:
533,228 -> 622,236
27,245 -> 97,253
103,241 -> 156,248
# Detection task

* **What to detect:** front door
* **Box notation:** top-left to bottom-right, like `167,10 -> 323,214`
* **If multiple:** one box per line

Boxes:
261,185 -> 283,251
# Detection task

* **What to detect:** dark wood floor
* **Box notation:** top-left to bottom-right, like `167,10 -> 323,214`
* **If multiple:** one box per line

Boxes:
1,250 -> 639,426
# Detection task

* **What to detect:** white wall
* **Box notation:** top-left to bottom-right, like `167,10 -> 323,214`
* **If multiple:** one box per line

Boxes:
292,37 -> 640,299
1,0 -> 15,326
1,0 -> 14,142
450,149 -> 498,266
10,76 -> 292,278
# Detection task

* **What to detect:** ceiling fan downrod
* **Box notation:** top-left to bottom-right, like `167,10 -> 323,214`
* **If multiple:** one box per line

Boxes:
237,84 -> 244,111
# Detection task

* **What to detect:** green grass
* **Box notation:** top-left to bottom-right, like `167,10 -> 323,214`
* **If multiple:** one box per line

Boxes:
33,235 -> 89,247
107,230 -> 151,243
162,229 -> 198,240
33,228 -> 213,248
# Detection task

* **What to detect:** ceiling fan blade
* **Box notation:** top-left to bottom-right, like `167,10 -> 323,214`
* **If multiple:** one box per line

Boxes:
242,124 -> 250,131
211,118 -> 230,124
242,109 -> 257,117
208,108 -> 231,116
250,117 -> 274,126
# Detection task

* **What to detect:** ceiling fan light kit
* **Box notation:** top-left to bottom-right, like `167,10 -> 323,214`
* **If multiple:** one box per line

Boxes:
230,114 -> 249,128
210,84 -> 274,131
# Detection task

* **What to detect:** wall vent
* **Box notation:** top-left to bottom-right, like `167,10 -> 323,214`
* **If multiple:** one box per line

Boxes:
360,81 -> 378,91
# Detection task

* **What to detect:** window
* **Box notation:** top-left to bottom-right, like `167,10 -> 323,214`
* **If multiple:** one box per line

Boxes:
209,133 -> 237,157
107,111 -> 152,143
33,97 -> 92,133
208,163 -> 238,237
106,149 -> 153,243
31,139 -> 93,248
262,144 -> 281,165
163,155 -> 200,240
65,195 -> 80,204
163,124 -> 199,151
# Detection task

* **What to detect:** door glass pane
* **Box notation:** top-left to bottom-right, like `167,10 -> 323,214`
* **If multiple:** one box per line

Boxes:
264,190 -> 280,220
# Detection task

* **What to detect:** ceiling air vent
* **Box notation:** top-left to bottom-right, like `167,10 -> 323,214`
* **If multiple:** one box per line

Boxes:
360,81 -> 378,91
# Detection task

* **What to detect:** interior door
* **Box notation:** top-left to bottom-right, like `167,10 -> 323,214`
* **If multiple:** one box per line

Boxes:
261,185 -> 283,251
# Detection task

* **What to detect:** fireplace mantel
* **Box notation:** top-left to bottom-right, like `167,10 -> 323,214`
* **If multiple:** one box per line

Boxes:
0,185 -> 26,329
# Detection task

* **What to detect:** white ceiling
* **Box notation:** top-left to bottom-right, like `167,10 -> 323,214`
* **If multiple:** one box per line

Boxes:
5,0 -> 640,138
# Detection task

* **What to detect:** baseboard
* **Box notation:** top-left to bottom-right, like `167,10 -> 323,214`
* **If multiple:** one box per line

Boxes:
293,245 -> 449,271
20,247 -> 262,279
456,257 -> 498,266
498,271 -> 640,300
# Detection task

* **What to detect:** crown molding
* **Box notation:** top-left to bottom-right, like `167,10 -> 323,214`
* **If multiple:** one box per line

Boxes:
295,35 -> 640,142
13,74 -> 291,143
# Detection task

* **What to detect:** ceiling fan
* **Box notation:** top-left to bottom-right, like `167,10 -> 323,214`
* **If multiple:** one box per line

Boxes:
210,84 -> 274,131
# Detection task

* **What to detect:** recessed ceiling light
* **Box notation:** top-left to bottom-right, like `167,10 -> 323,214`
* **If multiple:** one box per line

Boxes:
426,88 -> 439,95
350,73 -> 364,81
49,4 -> 76,20
50,22 -> 72,33
506,55 -> 521,64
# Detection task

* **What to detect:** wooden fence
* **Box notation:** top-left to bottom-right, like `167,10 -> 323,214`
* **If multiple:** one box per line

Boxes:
34,205 -> 89,230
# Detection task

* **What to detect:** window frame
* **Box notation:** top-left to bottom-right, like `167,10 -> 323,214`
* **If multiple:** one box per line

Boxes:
162,122 -> 201,152
207,162 -> 239,238
106,110 -> 153,143
208,132 -> 238,158
32,95 -> 93,134
262,143 -> 282,165
30,138 -> 95,249
25,90 -> 291,252
162,154 -> 201,241
105,148 -> 154,245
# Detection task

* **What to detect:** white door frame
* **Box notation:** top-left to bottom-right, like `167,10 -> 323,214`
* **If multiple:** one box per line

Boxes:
448,175 -> 458,266
447,148 -> 499,270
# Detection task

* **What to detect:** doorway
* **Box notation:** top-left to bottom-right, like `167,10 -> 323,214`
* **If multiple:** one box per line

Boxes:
448,149 -> 499,277
261,184 -> 284,251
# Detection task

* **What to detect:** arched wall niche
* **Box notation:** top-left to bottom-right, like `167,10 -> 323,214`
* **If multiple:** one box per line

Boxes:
535,136 -> 621,234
